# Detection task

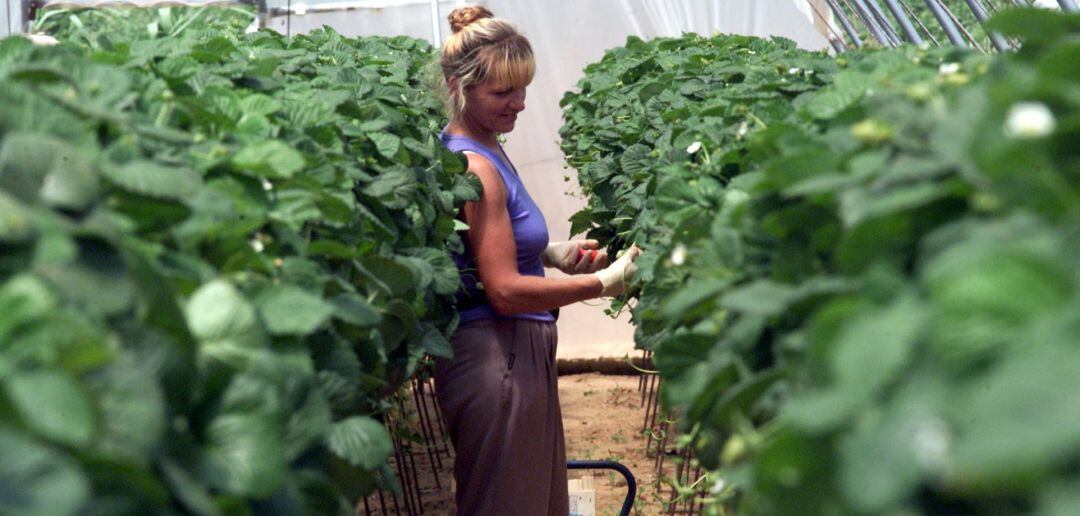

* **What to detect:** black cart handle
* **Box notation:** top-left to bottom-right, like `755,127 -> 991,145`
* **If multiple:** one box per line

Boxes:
566,460 -> 637,516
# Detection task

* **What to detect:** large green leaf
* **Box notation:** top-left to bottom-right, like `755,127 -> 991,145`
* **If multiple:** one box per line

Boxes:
99,160 -> 202,201
4,371 -> 96,447
0,192 -> 36,242
0,133 -> 100,210
987,7 -> 1080,45
950,341 -> 1080,487
254,284 -> 336,336
200,413 -> 287,497
329,292 -> 381,327
0,425 -> 89,516
831,294 -> 927,392
369,132 -> 401,159
326,416 -> 393,470
185,279 -> 266,355
0,274 -> 56,342
231,141 -> 305,179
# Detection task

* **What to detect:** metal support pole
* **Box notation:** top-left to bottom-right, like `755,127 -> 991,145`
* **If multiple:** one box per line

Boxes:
825,0 -> 864,47
1058,0 -> 1078,12
864,0 -> 904,45
20,0 -> 30,33
882,0 -> 924,44
938,0 -> 986,51
924,0 -> 968,47
850,0 -> 893,45
429,0 -> 441,47
964,0 -> 1009,52
900,0 -> 942,45
256,0 -> 270,29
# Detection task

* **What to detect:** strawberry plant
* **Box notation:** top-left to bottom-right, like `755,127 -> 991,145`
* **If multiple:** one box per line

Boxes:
0,10 -> 477,514
562,8 -> 1079,514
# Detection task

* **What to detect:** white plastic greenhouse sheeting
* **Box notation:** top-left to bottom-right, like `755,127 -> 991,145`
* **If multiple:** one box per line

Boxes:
6,0 -> 832,358
271,0 -> 832,359
2,0 -> 16,37
276,0 -> 826,359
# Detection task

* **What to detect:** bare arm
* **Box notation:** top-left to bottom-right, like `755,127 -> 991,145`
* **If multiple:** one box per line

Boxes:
463,153 -> 603,316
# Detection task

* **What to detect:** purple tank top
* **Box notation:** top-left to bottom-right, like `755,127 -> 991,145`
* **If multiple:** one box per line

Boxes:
442,132 -> 555,323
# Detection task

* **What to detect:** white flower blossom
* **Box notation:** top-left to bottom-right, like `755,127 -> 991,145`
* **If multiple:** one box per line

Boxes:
913,417 -> 951,471
1004,102 -> 1056,138
261,179 -> 274,191
670,243 -> 687,266
737,121 -> 749,138
788,67 -> 800,75
250,238 -> 265,253
938,62 -> 960,76
709,477 -> 727,495
686,141 -> 702,154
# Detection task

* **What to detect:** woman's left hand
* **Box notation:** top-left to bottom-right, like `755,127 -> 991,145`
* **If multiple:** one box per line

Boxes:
541,240 -> 609,274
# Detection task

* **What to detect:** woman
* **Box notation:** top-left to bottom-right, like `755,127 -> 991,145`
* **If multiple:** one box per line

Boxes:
433,6 -> 641,515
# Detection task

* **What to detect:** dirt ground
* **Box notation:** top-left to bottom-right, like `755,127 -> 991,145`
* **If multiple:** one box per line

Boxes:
560,373 -> 666,516
365,373 -> 671,515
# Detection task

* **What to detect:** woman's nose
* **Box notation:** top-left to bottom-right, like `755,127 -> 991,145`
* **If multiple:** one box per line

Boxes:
509,91 -> 526,111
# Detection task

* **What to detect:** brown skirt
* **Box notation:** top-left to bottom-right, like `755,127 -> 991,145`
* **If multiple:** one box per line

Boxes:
433,318 -> 568,516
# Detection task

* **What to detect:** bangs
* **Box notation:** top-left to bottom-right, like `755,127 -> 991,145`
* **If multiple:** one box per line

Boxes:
483,40 -> 535,90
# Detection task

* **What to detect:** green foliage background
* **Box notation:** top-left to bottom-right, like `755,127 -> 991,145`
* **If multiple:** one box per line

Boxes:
560,8 -> 1079,515
1,8 -> 477,514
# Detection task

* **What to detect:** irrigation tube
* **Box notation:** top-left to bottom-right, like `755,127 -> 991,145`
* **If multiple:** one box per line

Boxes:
963,0 -> 1009,52
825,0 -> 864,47
567,460 -> 637,516
882,0 -> 924,44
924,0 -> 968,47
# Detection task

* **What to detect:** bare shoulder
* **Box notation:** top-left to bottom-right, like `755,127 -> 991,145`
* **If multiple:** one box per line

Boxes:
463,152 -> 506,202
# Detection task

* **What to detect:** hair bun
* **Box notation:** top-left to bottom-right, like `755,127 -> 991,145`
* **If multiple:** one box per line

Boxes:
448,6 -> 494,34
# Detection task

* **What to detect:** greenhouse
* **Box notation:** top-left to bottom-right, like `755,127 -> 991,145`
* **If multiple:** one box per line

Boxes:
0,0 -> 1077,514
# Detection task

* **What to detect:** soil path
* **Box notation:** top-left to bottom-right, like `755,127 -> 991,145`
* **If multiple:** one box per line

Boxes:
560,373 -> 665,515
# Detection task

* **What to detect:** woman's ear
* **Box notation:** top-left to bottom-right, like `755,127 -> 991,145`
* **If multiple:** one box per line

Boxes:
447,75 -> 460,94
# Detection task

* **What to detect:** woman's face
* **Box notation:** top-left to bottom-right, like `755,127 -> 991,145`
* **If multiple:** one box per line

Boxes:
462,78 -> 527,135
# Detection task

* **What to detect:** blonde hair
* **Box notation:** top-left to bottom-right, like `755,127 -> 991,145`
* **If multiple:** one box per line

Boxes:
439,6 -> 535,120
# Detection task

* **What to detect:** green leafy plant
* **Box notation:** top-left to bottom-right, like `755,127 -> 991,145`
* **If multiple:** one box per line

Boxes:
0,10 -> 477,514
561,8 -> 1079,514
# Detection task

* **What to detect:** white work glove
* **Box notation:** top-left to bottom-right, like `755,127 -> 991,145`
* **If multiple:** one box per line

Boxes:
541,240 -> 608,275
593,245 -> 642,297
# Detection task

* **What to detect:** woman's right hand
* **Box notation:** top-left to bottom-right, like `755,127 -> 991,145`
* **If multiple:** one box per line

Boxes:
593,245 -> 642,297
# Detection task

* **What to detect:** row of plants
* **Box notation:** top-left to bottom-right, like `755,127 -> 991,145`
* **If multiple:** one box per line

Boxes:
560,8 -> 1078,514
1,8 -> 477,515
